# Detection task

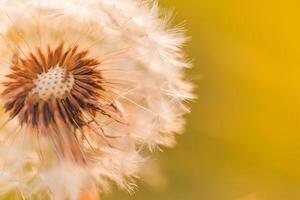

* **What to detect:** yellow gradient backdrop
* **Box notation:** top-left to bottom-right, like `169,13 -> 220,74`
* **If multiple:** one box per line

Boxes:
107,0 -> 300,200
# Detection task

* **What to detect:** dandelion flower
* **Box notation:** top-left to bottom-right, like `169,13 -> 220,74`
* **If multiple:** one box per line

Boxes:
0,0 -> 193,199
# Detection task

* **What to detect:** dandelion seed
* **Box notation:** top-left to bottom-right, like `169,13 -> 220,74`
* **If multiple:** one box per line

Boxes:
0,0 -> 193,199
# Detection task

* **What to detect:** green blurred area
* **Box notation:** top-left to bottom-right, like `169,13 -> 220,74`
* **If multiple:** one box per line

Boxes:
106,0 -> 300,200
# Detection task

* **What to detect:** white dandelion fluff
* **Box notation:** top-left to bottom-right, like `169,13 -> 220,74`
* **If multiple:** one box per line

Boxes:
0,0 -> 193,199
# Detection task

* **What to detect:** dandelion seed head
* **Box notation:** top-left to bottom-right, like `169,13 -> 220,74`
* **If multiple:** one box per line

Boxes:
0,0 -> 194,199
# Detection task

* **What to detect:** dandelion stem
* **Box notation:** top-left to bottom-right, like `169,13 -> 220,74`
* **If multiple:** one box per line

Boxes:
79,190 -> 100,200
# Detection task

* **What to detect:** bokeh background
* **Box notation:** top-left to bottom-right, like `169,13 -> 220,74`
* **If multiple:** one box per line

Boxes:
106,0 -> 300,200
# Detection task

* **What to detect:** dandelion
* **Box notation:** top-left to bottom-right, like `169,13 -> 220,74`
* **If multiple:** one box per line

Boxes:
0,0 -> 193,199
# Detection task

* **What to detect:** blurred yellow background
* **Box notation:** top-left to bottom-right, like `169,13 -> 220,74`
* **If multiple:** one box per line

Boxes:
106,0 -> 300,200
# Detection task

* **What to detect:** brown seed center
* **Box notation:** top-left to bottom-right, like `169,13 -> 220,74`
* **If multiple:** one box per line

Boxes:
33,65 -> 74,101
